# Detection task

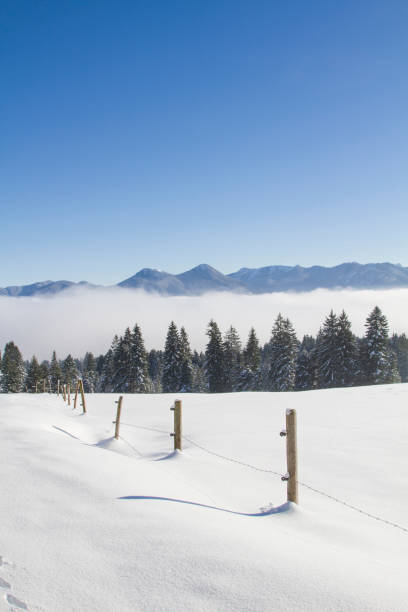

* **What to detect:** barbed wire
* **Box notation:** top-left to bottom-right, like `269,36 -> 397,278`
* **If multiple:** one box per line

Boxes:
182,434 -> 283,477
117,434 -> 144,457
120,422 -> 169,435
297,481 -> 408,534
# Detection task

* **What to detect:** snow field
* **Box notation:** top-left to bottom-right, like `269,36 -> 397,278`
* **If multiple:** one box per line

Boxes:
0,386 -> 407,611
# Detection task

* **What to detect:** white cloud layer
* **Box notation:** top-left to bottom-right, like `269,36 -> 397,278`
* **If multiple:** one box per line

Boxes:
0,287 -> 407,361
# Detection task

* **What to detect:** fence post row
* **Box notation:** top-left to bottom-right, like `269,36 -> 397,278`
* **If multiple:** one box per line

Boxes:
280,408 -> 299,504
114,396 -> 123,439
170,400 -> 182,451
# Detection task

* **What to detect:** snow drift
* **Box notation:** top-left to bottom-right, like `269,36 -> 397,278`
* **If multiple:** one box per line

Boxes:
0,385 -> 407,611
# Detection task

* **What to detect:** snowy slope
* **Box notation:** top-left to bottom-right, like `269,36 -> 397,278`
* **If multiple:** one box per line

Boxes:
0,386 -> 407,611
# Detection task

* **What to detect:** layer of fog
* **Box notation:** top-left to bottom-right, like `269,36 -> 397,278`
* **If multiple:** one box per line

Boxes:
1,287 -> 407,361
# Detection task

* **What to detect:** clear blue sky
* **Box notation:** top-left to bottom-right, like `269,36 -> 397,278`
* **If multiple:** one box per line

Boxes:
1,0 -> 407,285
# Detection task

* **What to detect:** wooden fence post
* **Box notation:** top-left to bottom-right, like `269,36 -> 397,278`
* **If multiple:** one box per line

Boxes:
43,378 -> 46,393
57,379 -> 60,396
74,381 -> 80,409
67,384 -> 71,406
170,400 -> 182,451
281,409 -> 298,504
79,379 -> 86,414
114,396 -> 123,439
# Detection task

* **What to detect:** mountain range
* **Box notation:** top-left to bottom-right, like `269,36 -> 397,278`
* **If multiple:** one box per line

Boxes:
1,262 -> 408,297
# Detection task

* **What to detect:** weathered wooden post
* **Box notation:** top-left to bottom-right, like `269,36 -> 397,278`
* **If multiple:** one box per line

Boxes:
43,378 -> 46,393
280,409 -> 298,504
114,396 -> 123,439
170,400 -> 182,451
63,385 -> 66,402
79,379 -> 86,414
67,384 -> 71,406
73,381 -> 80,409
35,381 -> 38,394
57,379 -> 60,396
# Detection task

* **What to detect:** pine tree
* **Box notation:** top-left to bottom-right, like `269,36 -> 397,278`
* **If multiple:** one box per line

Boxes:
49,351 -> 62,392
25,355 -> 43,393
25,356 -> 43,392
336,310 -> 358,387
112,328 -> 133,392
389,333 -> 408,382
361,306 -> 399,384
268,314 -> 298,391
295,335 -> 316,390
101,349 -> 115,392
82,352 -> 97,392
238,327 -> 261,391
179,327 -> 193,392
192,363 -> 207,392
205,320 -> 226,393
148,350 -> 163,393
223,326 -> 242,392
62,354 -> 79,386
1,341 -> 25,392
315,311 -> 340,388
129,324 -> 149,393
162,321 -> 182,393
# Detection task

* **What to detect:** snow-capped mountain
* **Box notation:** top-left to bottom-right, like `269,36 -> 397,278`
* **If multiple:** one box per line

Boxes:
1,262 -> 408,297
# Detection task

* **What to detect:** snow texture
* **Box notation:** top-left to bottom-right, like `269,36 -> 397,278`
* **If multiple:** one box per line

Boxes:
0,385 -> 407,611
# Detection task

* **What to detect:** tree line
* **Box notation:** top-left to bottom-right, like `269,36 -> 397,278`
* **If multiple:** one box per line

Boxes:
1,306 -> 407,394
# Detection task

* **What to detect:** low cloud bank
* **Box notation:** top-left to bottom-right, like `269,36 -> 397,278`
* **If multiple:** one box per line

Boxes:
0,287 -> 407,361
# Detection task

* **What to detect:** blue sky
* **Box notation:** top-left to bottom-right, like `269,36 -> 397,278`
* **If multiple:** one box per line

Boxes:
1,0 -> 407,285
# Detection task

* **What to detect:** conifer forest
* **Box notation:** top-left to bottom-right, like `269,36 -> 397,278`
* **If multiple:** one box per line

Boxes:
1,306 -> 407,394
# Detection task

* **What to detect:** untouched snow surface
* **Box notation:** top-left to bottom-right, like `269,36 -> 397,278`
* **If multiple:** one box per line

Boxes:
0,386 -> 407,611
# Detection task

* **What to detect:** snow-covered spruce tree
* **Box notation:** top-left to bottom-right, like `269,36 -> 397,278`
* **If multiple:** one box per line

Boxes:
49,351 -> 63,392
100,351 -> 114,392
25,356 -> 43,392
191,351 -> 207,392
162,321 -> 182,393
268,314 -> 298,391
315,311 -> 340,388
238,327 -> 261,391
192,363 -> 207,392
1,341 -> 25,392
205,320 -> 226,393
82,352 -> 97,393
360,306 -> 400,385
389,333 -> 408,382
129,324 -> 149,393
148,350 -> 163,393
62,354 -> 79,386
112,328 -> 133,392
39,361 -> 49,389
179,327 -> 193,392
336,310 -> 358,387
223,326 -> 242,392
295,335 -> 317,390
